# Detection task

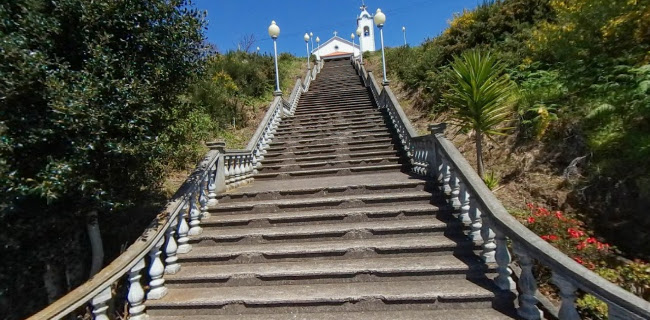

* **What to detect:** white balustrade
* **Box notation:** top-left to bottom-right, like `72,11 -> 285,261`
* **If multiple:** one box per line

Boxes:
188,191 -> 203,236
468,197 -> 482,242
513,243 -> 543,320
458,181 -> 472,224
552,272 -> 580,320
480,211 -> 496,263
176,203 -> 192,254
494,229 -> 515,290
164,218 -> 180,275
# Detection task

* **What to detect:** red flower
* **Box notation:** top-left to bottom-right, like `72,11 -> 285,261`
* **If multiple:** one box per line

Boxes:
576,242 -> 587,250
568,228 -> 584,238
587,237 -> 597,244
554,211 -> 564,220
527,217 -> 536,224
574,257 -> 584,264
549,235 -> 558,241
526,203 -> 534,209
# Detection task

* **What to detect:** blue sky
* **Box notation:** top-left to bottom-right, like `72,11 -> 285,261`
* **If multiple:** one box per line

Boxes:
192,0 -> 482,56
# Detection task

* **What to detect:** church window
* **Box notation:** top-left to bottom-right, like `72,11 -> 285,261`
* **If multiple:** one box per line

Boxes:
334,45 -> 339,50
363,26 -> 370,37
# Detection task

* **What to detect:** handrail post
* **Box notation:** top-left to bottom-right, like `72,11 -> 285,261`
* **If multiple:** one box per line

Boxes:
207,141 -> 226,193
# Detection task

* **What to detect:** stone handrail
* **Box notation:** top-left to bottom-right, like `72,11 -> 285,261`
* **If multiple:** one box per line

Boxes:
351,58 -> 650,320
30,61 -> 324,320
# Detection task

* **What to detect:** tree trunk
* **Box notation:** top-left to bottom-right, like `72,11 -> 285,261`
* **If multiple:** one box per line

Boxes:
86,211 -> 104,277
475,131 -> 485,178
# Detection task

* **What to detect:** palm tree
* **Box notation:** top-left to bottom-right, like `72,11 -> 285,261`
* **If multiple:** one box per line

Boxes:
444,49 -> 515,178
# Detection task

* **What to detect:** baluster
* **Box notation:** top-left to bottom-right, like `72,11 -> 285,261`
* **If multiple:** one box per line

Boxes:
200,176 -> 210,219
224,156 -> 233,190
458,181 -> 472,224
207,166 -> 218,207
147,238 -> 168,299
127,258 -> 147,320
468,196 -> 483,242
233,155 -> 243,187
441,159 -> 451,196
449,170 -> 461,209
164,218 -> 180,274
90,286 -> 111,320
252,153 -> 259,175
188,191 -> 202,236
176,203 -> 192,254
513,243 -> 543,320
494,229 -> 516,290
246,156 -> 254,183
551,272 -> 580,320
480,211 -> 496,263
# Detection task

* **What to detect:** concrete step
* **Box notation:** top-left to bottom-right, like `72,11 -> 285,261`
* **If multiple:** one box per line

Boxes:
263,143 -> 396,160
258,157 -> 400,174
273,127 -> 389,141
146,279 -> 496,314
276,117 -> 385,132
203,203 -> 443,227
150,308 -> 514,320
218,178 -> 427,202
254,163 -> 403,180
269,132 -> 392,147
192,218 -> 452,244
288,108 -> 378,120
178,235 -> 472,263
274,122 -> 387,137
210,190 -> 431,215
264,137 -> 395,154
261,150 -> 398,165
165,255 -> 486,287
294,102 -> 374,114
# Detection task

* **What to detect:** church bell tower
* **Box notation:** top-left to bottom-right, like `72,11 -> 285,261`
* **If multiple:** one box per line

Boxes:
357,5 -> 376,52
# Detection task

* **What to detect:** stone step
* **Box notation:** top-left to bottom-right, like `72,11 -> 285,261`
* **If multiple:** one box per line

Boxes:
292,107 -> 376,118
254,163 -> 403,180
298,92 -> 370,103
178,235 -> 471,263
273,122 -> 387,137
261,150 -> 398,165
165,255 -> 486,287
150,308 -> 514,320
273,128 -> 391,143
203,203 -> 443,227
210,190 -> 432,214
264,137 -> 395,154
294,101 -> 373,113
218,178 -> 427,202
288,108 -> 378,120
269,132 -> 392,147
192,218 -> 452,244
146,279 -> 496,314
276,117 -> 385,132
258,157 -> 400,174
263,143 -> 395,159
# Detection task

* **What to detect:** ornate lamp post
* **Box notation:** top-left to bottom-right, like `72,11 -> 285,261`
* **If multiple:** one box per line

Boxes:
350,33 -> 356,59
310,32 -> 314,53
304,33 -> 311,71
356,27 -> 363,64
402,26 -> 407,46
374,9 -> 388,85
315,36 -> 320,60
268,20 -> 281,96
256,46 -> 260,54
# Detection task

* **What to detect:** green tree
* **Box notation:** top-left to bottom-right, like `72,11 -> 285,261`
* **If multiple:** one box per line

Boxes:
444,49 -> 515,177
0,1 -> 205,318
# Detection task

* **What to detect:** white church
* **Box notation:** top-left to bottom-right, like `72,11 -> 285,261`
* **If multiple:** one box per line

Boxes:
312,5 -> 377,60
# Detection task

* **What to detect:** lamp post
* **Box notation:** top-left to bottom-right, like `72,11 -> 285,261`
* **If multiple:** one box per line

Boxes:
315,36 -> 320,60
351,33 -> 356,59
356,27 -> 363,64
374,9 -> 388,85
268,20 -> 281,96
256,46 -> 260,54
304,33 -> 310,71
402,26 -> 407,46
310,32 -> 314,53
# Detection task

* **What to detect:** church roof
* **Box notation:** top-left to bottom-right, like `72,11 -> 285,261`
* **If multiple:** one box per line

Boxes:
311,36 -> 359,54
321,51 -> 354,58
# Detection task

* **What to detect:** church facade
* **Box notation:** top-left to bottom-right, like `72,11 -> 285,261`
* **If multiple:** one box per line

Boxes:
312,5 -> 376,60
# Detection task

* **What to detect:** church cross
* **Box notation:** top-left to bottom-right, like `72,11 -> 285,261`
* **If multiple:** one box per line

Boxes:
333,31 -> 338,37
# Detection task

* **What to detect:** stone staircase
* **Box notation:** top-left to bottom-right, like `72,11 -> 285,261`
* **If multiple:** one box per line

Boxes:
147,59 -> 516,319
